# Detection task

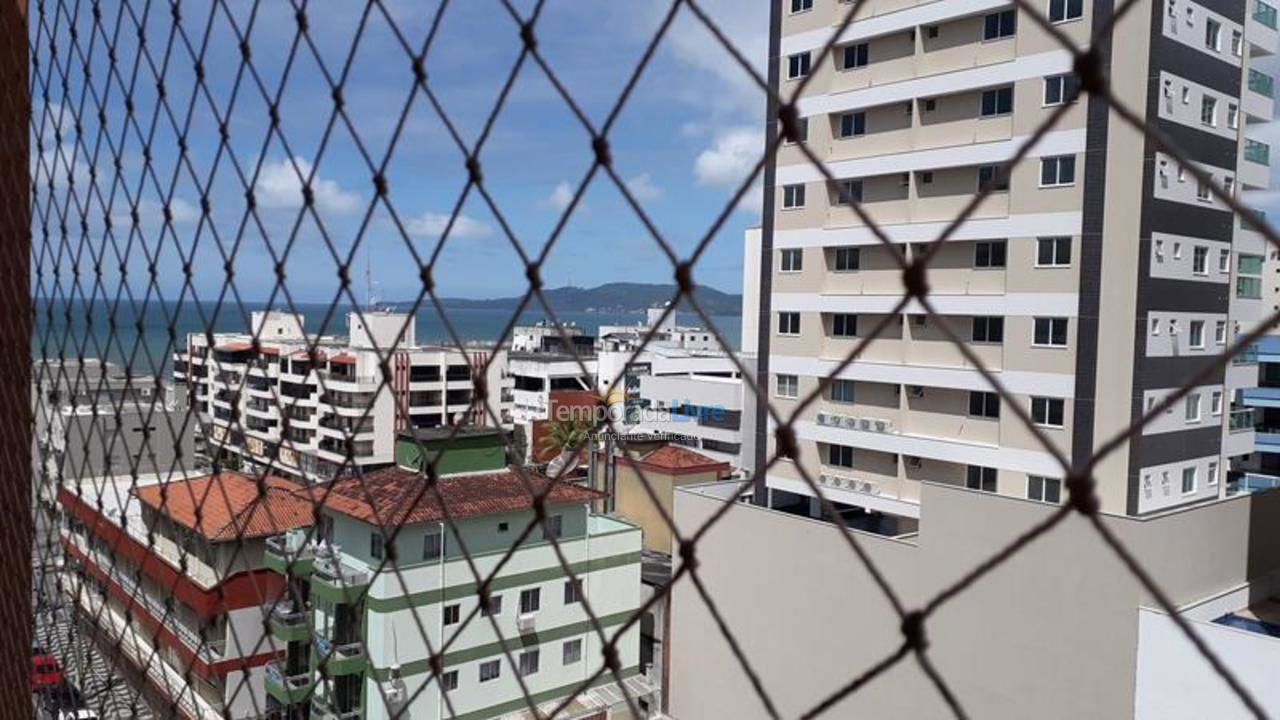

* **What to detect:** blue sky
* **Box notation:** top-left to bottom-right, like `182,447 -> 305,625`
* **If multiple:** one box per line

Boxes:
30,0 -> 771,306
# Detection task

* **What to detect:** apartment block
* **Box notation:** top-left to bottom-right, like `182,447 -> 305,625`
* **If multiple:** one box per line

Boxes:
750,0 -> 1278,520
57,471 -> 312,719
174,310 -> 512,484
261,459 -> 651,719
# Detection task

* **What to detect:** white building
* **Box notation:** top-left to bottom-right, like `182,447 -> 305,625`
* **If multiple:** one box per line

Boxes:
174,310 -> 512,483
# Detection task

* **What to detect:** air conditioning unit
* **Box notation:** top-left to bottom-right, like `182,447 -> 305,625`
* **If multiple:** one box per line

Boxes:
906,456 -> 923,469
873,419 -> 888,433
817,412 -> 829,425
517,613 -> 537,634
819,474 -> 832,486
908,385 -> 925,398
842,416 -> 859,429
859,418 -> 873,431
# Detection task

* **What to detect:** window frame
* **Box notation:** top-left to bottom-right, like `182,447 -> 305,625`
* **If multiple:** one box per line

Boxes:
1189,319 -> 1205,348
983,9 -> 1017,40
782,183 -> 806,209
974,240 -> 1008,268
443,603 -> 461,626
968,391 -> 1001,419
1200,95 -> 1217,126
1043,74 -> 1079,106
1205,18 -> 1221,51
1039,155 -> 1077,187
1028,475 -> 1063,503
826,443 -> 855,468
966,465 -> 998,492
790,0 -> 814,14
778,312 -> 801,336
1048,0 -> 1084,23
564,578 -> 584,604
1033,317 -> 1069,347
830,378 -> 856,403
831,313 -> 858,338
972,316 -> 1005,343
563,639 -> 583,665
840,42 -> 870,71
833,246 -> 860,272
1036,236 -> 1072,267
479,659 -> 501,683
839,111 -> 867,138
780,248 -> 803,273
979,86 -> 1014,117
776,373 -> 799,398
519,587 -> 541,615
518,649 -> 540,677
977,164 -> 1009,192
1181,466 -> 1197,495
787,51 -> 811,80
1031,396 -> 1065,427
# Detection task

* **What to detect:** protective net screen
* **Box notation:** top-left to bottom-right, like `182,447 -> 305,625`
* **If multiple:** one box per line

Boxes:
21,0 -> 1280,719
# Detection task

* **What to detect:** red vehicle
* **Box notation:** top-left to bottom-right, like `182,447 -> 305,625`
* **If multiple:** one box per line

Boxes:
31,647 -> 64,693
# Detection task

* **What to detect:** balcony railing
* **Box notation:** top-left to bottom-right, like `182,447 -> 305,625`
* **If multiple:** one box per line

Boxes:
1230,408 -> 1257,432
1246,139 -> 1271,166
1250,69 -> 1275,98
1237,276 -> 1263,299
1256,0 -> 1278,29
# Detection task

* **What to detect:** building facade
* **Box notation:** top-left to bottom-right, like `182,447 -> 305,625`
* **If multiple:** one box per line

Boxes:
174,311 -> 512,484
262,463 -> 652,720
749,0 -> 1277,519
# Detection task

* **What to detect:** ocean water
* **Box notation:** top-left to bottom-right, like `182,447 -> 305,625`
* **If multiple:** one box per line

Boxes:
32,299 -> 744,375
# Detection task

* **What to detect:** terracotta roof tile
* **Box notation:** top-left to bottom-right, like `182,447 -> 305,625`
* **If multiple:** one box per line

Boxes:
305,466 -> 603,526
638,445 -> 726,471
328,353 -> 356,365
132,472 -> 314,542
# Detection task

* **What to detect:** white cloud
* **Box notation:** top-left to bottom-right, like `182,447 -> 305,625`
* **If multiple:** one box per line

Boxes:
254,156 -> 361,214
694,127 -> 762,187
626,173 -> 663,200
547,181 -> 574,211
407,211 -> 493,239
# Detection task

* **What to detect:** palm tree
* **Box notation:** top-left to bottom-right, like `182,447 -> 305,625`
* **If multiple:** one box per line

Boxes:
540,418 -> 592,462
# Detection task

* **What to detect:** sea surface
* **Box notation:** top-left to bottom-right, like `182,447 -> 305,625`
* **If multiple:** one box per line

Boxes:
32,299 -> 744,376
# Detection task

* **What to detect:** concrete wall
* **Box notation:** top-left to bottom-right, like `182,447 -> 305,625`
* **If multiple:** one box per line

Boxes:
614,464 -> 723,555
668,482 -> 1280,719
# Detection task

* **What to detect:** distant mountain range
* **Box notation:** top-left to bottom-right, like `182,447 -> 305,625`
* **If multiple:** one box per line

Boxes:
432,283 -> 743,316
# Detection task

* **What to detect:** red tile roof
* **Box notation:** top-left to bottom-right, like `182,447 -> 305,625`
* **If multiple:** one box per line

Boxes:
305,466 -> 603,526
329,353 -> 356,365
133,473 -> 314,542
621,445 -> 730,476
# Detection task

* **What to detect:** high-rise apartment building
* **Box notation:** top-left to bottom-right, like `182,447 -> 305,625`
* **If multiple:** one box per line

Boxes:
748,0 -> 1277,520
174,311 -> 512,484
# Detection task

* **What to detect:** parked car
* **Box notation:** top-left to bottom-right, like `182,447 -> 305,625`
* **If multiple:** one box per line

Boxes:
30,647 -> 63,693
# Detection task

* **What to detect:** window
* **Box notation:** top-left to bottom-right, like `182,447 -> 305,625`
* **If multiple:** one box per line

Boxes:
840,42 -> 870,71
1185,393 -> 1201,422
1181,86 -> 1191,105
1043,74 -> 1079,105
787,51 -> 811,79
1037,236 -> 1072,266
984,9 -> 1017,39
1028,476 -> 1062,503
563,639 -> 583,665
780,248 -> 803,272
1200,96 -> 1217,126
974,240 -> 1007,268
1228,103 -> 1239,129
1208,461 -> 1219,486
371,532 -> 385,560
966,465 -> 997,492
479,660 -> 501,683
481,594 -> 503,617
977,164 -> 1009,192
1181,466 -> 1197,494
519,588 -> 541,615
980,87 -> 1014,116
831,313 -> 858,337
1151,317 -> 1161,335
1212,390 -> 1223,415
564,579 -> 583,604
519,650 -> 540,676
1189,319 -> 1205,348
776,373 -> 799,398
542,514 -> 563,540
1049,0 -> 1084,21
835,179 -> 864,204
1215,320 -> 1227,344
838,112 -> 866,139
442,670 -> 458,692
831,379 -> 856,403
1197,178 -> 1211,201
782,183 -> 806,209
498,522 -> 509,532
1192,246 -> 1208,274
827,443 -> 855,468
787,117 -> 809,144
778,312 -> 801,336
1224,176 -> 1235,196
969,391 -> 1001,418
972,316 -> 1005,343
423,532 -> 443,561
790,0 -> 813,12
833,246 -> 860,271
1232,29 -> 1243,56
1040,155 -> 1076,186
443,604 -> 460,626
1218,248 -> 1231,273
1031,397 -> 1065,427
1034,317 -> 1069,346
1205,18 -> 1220,50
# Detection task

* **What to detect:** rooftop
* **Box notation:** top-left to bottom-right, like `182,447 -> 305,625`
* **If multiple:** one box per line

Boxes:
396,425 -> 507,443
306,466 -> 603,526
621,445 -> 730,475
132,472 -> 314,542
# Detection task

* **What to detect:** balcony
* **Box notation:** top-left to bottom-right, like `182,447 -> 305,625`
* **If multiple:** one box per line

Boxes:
311,695 -> 361,720
314,638 -> 365,675
1243,387 -> 1280,408
1231,408 -> 1257,432
1251,0 -> 1280,54
265,660 -> 314,706
1247,139 -> 1272,166
267,603 -> 312,643
265,529 -> 316,575
311,551 -> 369,604
1257,0 -> 1278,29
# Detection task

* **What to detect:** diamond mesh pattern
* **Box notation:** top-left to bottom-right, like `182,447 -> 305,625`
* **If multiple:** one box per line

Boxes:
21,0 -> 1280,718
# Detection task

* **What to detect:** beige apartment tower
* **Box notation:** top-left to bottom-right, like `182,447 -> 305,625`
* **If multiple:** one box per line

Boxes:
749,0 -> 1277,521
